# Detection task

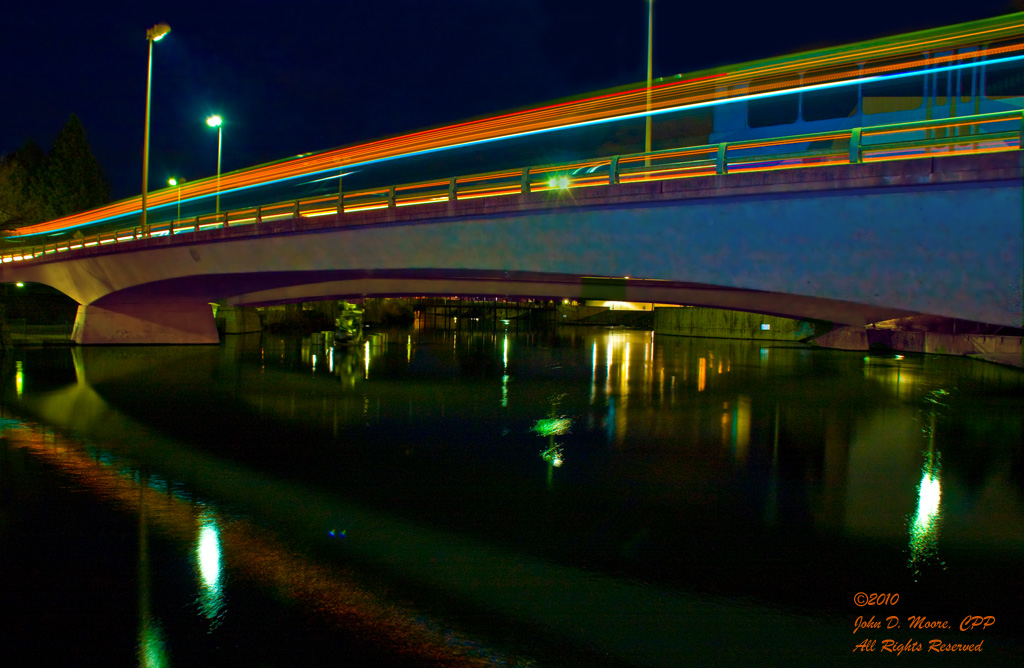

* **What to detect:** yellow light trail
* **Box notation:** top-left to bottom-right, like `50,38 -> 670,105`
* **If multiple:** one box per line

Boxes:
11,13 -> 1024,238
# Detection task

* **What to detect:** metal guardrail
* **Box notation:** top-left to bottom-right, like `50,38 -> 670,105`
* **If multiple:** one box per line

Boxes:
2,110 -> 1020,264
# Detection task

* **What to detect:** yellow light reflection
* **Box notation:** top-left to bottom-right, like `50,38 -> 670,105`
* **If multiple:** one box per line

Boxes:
15,360 -> 23,396
620,342 -> 631,396
605,338 -> 613,396
732,395 -> 751,462
698,357 -> 706,392
590,340 -> 597,405
863,356 -> 919,399
364,339 -> 370,378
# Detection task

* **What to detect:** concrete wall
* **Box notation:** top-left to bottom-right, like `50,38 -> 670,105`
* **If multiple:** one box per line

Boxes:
811,326 -> 1022,358
654,306 -> 821,341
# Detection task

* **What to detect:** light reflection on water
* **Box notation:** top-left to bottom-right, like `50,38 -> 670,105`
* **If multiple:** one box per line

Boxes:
247,327 -> 1018,559
196,512 -> 225,625
2,327 -> 1023,665
0,417 -> 514,668
907,388 -> 952,578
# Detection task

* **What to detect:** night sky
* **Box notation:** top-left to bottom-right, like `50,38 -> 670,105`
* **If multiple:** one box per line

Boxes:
2,0 -> 1018,201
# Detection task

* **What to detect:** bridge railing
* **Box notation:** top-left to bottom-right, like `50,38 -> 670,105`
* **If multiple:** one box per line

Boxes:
3,110 -> 1021,265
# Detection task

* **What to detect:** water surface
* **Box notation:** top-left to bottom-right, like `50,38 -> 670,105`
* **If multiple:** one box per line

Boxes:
2,327 -> 1022,666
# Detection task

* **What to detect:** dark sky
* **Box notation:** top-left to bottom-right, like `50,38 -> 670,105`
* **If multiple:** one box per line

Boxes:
2,0 -> 1018,200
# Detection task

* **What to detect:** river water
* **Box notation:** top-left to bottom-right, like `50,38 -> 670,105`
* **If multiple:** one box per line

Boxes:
1,326 -> 1022,667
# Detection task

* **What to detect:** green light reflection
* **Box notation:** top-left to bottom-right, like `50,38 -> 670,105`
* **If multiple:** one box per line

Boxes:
139,624 -> 169,668
908,457 -> 942,576
196,513 -> 225,624
532,417 -> 571,438
534,394 -> 570,478
908,389 -> 949,577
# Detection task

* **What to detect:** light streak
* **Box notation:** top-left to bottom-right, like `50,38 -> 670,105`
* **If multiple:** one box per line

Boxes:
9,14 -> 1024,239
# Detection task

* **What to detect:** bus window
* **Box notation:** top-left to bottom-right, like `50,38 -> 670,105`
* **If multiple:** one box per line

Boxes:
654,109 -> 714,147
984,59 -> 1024,99
802,85 -> 859,121
747,94 -> 799,128
863,73 -> 923,114
745,75 -> 800,128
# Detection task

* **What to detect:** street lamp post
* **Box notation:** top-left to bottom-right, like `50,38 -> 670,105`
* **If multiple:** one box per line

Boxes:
141,23 -> 171,237
168,177 -> 184,220
206,115 -> 223,214
644,0 -> 654,168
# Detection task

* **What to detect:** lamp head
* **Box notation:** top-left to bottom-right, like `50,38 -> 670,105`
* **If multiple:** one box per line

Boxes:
168,178 -> 178,186
147,23 -> 171,42
206,115 -> 223,128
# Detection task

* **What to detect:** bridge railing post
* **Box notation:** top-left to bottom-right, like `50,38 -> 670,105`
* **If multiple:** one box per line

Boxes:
256,205 -> 263,225
1019,111 -> 1024,150
716,143 -> 728,175
610,156 -> 620,185
850,127 -> 862,164
293,200 -> 301,219
522,167 -> 531,194
449,178 -> 457,202
388,186 -> 396,209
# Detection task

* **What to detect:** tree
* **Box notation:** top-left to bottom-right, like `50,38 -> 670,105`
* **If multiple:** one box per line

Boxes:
0,140 -> 48,230
0,116 -> 109,232
42,114 -> 109,220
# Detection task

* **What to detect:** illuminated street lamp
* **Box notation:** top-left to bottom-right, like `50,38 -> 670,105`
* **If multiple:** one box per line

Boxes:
206,115 -> 223,214
644,0 -> 653,168
141,23 -> 171,236
168,177 -> 184,220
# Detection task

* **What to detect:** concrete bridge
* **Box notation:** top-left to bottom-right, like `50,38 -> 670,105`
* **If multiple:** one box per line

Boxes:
0,152 -> 1021,345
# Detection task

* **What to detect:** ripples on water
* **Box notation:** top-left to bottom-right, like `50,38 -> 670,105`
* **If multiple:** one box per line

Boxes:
1,326 -> 1022,666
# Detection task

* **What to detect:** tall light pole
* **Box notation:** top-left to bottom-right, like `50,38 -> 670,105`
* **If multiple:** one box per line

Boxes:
141,23 -> 171,236
206,115 -> 223,214
644,0 -> 654,167
168,177 -> 184,220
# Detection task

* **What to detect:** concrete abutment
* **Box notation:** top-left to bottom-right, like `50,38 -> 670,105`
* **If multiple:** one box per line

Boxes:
72,302 -> 219,345
217,305 -> 262,334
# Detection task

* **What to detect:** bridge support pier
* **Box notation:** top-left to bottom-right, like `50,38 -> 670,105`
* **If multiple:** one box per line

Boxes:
218,305 -> 262,334
72,302 -> 220,345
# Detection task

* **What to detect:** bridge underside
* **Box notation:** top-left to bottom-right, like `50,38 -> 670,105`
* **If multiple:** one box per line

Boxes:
4,155 -> 1021,345
65,269 -> 924,345
219,269 -> 923,324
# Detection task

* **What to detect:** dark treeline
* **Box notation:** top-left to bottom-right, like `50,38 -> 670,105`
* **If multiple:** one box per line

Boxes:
0,114 -> 108,231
